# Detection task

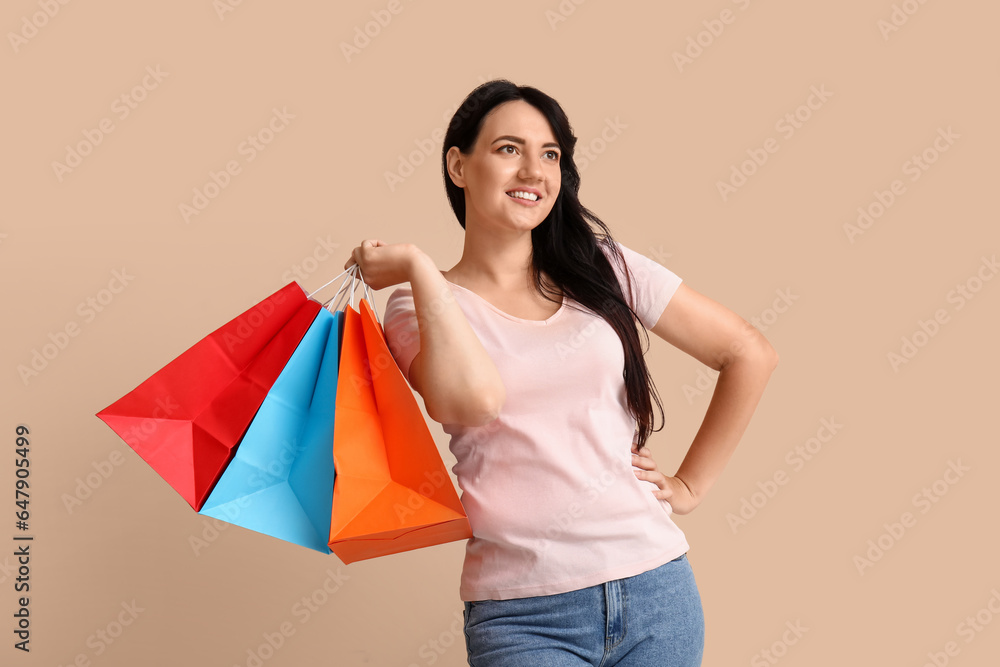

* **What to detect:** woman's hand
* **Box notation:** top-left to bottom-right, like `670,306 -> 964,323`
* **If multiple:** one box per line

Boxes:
343,239 -> 423,291
632,444 -> 700,515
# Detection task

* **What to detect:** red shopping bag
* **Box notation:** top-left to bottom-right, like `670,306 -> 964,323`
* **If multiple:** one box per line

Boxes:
97,282 -> 321,510
328,298 -> 472,563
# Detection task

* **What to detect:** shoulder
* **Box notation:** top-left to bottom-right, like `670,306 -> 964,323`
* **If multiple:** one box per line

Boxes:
597,238 -> 663,279
596,237 -> 642,265
597,237 -> 683,329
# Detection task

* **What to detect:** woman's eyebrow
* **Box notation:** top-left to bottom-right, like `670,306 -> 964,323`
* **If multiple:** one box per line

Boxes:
491,135 -> 560,150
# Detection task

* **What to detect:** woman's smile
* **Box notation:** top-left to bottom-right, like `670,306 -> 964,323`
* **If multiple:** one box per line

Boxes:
506,188 -> 543,206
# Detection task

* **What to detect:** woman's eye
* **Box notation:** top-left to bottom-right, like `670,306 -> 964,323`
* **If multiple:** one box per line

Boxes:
498,145 -> 558,160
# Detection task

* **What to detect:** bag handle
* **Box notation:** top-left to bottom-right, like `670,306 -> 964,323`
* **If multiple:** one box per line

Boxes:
311,264 -> 382,326
353,266 -> 382,326
307,267 -> 355,303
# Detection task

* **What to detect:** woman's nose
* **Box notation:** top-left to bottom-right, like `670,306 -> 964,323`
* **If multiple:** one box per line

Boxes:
519,156 -> 544,180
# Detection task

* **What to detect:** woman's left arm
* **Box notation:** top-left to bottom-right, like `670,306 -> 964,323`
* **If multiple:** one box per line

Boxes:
632,283 -> 779,515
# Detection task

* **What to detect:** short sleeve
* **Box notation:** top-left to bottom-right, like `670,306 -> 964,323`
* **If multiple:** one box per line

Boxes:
601,240 -> 683,330
383,286 -> 421,383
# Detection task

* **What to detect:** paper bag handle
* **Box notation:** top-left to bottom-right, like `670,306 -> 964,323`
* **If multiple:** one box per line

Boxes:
309,264 -> 381,326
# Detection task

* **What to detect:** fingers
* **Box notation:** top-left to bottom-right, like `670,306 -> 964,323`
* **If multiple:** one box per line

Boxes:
343,246 -> 359,270
631,447 -> 658,471
343,239 -> 383,269
634,468 -> 670,497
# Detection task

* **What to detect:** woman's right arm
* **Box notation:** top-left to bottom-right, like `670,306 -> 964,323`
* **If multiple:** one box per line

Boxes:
345,240 -> 505,427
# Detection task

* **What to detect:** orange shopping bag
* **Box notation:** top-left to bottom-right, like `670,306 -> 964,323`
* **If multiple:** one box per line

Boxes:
328,272 -> 472,563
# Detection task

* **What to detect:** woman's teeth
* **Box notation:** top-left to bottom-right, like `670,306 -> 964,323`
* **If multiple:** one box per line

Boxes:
507,191 -> 539,201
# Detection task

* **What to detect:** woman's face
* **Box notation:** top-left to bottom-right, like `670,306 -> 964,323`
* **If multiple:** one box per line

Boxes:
447,100 -> 562,235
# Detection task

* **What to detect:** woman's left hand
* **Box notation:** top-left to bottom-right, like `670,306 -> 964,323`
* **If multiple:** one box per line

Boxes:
632,445 -> 700,515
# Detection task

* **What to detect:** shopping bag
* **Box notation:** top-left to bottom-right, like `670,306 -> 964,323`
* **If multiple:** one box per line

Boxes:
197,306 -> 344,553
328,282 -> 472,564
96,282 -> 321,511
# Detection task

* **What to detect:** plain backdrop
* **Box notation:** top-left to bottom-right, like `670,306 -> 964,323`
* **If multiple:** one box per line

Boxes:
3,1 -> 998,665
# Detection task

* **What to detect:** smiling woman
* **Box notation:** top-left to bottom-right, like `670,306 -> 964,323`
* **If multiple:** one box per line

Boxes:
344,78 -> 778,667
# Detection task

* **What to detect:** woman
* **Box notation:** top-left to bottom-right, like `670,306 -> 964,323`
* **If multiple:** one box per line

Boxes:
344,79 -> 778,666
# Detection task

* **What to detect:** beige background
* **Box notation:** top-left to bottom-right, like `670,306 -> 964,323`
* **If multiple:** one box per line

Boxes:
3,1 -> 998,665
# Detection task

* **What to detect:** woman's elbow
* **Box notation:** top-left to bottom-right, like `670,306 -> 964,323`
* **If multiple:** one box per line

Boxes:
464,381 -> 506,426
751,335 -> 779,370
724,328 -> 779,371
426,382 -> 506,427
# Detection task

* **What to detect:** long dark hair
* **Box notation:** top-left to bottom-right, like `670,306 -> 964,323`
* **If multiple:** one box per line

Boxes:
441,79 -> 665,449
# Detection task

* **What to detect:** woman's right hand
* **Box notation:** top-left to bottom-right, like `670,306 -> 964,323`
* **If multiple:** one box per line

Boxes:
343,239 -> 422,291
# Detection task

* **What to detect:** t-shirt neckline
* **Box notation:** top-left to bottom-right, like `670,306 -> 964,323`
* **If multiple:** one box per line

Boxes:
443,278 -> 567,325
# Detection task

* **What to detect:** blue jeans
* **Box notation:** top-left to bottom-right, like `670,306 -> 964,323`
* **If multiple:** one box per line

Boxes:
462,553 -> 704,666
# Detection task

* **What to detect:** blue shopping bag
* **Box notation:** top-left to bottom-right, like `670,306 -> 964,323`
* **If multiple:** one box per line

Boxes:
198,306 -> 344,553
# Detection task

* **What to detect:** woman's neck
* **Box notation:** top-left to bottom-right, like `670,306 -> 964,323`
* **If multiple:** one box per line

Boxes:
447,227 -> 536,293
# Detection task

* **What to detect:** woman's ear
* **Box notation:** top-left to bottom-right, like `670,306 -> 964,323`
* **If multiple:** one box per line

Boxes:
445,146 -> 466,189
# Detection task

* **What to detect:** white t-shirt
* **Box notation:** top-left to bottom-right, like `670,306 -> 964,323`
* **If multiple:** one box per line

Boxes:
382,240 -> 689,601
